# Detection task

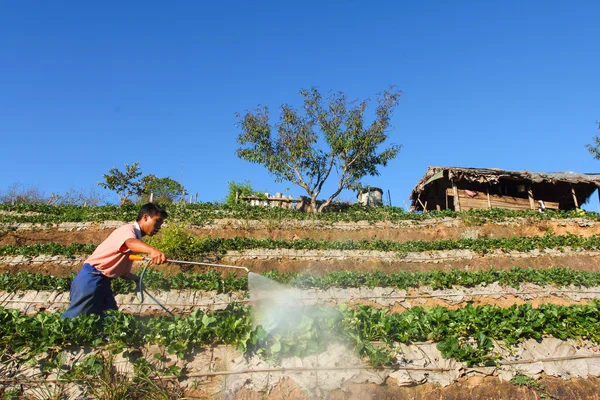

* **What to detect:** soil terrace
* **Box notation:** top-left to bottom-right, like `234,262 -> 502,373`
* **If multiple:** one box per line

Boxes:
1,217 -> 599,246
3,216 -> 600,398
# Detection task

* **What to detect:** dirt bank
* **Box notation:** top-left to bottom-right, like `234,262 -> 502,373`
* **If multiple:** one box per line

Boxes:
1,218 -> 599,245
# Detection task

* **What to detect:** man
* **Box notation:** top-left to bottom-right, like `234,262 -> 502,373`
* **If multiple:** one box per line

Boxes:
61,203 -> 168,318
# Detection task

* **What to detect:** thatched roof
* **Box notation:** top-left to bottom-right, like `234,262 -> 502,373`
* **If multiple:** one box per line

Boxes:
410,166 -> 600,202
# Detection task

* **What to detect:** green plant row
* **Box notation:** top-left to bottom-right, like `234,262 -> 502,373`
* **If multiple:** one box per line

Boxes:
2,233 -> 600,259
0,243 -> 96,257
2,266 -> 600,293
343,301 -> 600,366
148,232 -> 600,255
0,202 -> 597,225
1,301 -> 600,368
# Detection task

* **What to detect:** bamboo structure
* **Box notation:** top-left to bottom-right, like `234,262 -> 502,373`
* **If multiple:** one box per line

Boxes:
410,166 -> 600,212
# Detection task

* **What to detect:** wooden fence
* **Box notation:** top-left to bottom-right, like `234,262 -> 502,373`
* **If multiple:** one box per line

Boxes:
239,193 -> 301,210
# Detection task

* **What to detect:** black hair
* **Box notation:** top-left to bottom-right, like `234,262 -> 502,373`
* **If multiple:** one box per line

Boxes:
136,203 -> 168,221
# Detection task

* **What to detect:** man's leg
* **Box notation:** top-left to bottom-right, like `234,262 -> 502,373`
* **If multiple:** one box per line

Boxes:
96,276 -> 118,316
61,264 -> 101,318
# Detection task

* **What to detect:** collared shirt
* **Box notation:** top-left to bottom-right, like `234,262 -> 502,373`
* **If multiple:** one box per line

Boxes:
85,223 -> 142,278
133,221 -> 142,240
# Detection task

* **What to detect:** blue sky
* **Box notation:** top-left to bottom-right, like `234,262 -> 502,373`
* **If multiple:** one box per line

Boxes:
2,1 -> 600,209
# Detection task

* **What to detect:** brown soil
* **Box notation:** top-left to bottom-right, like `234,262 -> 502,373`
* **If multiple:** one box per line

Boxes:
5,291 -> 596,317
230,253 -> 600,274
213,375 -> 600,399
188,219 -> 599,242
1,219 -> 599,246
125,296 -> 597,317
0,227 -> 110,246
350,295 -> 594,313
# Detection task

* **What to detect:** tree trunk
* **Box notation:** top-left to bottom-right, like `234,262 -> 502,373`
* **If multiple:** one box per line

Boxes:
317,199 -> 332,213
310,197 -> 318,214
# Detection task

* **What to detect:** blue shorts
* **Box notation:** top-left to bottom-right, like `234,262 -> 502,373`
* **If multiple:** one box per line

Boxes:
61,263 -> 118,318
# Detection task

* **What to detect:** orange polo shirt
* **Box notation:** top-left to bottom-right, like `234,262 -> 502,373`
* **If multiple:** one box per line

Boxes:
85,222 -> 142,278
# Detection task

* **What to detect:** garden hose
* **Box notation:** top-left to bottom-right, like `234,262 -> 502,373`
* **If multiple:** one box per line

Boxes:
135,265 -> 175,316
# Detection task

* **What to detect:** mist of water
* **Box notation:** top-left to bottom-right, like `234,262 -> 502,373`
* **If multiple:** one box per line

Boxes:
247,272 -> 350,352
245,272 -> 367,397
248,272 -> 309,332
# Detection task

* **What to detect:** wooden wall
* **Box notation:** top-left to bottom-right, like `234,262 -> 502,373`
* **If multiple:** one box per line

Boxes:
445,188 -> 559,211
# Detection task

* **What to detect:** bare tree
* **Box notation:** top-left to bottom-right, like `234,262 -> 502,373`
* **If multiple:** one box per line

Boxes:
0,183 -> 47,204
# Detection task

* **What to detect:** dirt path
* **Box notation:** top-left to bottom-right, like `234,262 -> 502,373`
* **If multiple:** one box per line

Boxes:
4,283 -> 599,315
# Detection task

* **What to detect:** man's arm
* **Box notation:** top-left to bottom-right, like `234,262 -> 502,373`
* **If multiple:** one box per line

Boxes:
124,238 -> 167,265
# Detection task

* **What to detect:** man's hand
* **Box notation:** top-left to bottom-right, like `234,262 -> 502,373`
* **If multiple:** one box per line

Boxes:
149,249 -> 167,265
124,239 -> 168,265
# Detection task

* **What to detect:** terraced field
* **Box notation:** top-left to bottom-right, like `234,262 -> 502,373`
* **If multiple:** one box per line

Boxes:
2,204 -> 600,399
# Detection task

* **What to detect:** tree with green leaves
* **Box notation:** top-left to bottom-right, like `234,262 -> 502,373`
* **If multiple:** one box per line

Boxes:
586,123 -> 600,159
225,180 -> 256,206
140,175 -> 186,203
98,162 -> 143,204
236,86 -> 402,213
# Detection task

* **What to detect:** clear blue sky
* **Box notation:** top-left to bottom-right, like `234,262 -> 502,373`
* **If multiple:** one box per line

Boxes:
2,1 -> 600,209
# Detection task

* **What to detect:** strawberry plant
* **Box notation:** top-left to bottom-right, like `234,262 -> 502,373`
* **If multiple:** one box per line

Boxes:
4,233 -> 600,258
1,301 -> 600,368
2,266 -> 600,293
2,203 -> 599,225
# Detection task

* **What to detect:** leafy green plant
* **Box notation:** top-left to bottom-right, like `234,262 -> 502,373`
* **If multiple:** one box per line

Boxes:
4,233 -> 600,261
145,223 -> 200,261
2,301 -> 600,368
85,353 -> 132,400
2,203 -> 598,225
225,180 -> 257,206
3,266 -> 600,294
511,374 -> 543,389
1,388 -> 20,400
510,375 -> 554,399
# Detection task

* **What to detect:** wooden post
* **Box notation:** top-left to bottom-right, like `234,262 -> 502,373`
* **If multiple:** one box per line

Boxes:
486,187 -> 491,209
527,184 -> 535,210
452,182 -> 461,212
445,186 -> 448,210
572,186 -> 579,209
434,182 -> 441,211
417,195 -> 427,212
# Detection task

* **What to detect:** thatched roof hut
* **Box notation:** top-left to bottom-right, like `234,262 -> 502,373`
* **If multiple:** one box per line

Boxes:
410,166 -> 600,212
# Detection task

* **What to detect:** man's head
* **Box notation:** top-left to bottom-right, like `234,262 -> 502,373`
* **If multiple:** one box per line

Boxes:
136,203 -> 168,236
